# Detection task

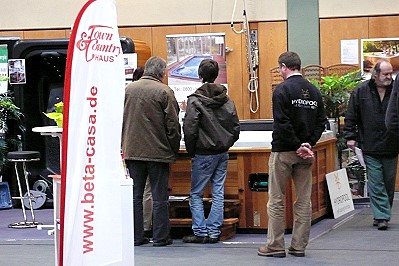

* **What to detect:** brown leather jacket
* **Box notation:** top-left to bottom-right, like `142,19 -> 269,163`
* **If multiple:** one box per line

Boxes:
122,75 -> 181,163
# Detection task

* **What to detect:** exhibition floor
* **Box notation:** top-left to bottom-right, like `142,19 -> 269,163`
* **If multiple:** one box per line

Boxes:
0,195 -> 399,266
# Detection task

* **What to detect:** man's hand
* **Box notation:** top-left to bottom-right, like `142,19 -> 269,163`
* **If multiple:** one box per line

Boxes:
346,140 -> 356,151
296,144 -> 314,159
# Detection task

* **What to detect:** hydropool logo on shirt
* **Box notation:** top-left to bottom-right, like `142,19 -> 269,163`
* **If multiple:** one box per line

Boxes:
76,25 -> 121,63
291,98 -> 318,109
302,89 -> 310,99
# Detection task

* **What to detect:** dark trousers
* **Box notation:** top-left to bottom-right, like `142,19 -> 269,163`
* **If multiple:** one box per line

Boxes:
126,160 -> 170,243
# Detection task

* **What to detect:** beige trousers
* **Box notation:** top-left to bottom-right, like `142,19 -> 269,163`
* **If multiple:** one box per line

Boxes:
143,177 -> 153,231
266,151 -> 314,251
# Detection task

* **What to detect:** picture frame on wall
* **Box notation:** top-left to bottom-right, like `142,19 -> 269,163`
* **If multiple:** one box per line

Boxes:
166,33 -> 227,128
8,59 -> 26,84
361,37 -> 399,79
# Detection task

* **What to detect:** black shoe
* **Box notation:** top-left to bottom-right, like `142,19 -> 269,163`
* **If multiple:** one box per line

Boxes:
134,237 -> 150,246
208,236 -> 219,244
373,219 -> 378,226
182,235 -> 209,244
377,220 -> 388,230
288,246 -> 305,257
153,238 -> 173,247
144,230 -> 153,238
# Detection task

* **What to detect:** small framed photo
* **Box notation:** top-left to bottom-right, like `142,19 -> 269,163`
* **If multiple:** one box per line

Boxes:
8,59 -> 26,84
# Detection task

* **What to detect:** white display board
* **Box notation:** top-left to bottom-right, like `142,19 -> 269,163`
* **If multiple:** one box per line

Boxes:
326,168 -> 355,219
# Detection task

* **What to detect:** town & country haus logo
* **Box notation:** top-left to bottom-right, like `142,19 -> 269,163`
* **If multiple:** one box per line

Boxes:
76,25 -> 121,63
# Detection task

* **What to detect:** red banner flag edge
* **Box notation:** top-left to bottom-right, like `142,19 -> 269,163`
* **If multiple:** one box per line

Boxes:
59,1 -> 96,266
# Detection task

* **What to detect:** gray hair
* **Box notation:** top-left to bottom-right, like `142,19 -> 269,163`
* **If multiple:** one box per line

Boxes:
143,56 -> 167,80
371,59 -> 389,78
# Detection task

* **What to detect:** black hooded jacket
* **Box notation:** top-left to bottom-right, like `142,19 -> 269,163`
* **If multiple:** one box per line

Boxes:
183,83 -> 240,157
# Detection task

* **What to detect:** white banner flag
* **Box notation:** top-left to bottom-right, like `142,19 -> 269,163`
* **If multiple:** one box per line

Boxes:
60,0 -> 128,265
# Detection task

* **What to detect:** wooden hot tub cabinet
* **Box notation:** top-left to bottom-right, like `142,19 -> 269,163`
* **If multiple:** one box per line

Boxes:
168,137 -> 336,231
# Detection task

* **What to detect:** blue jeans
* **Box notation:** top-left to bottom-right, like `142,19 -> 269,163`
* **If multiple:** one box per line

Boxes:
189,152 -> 228,238
364,155 -> 398,221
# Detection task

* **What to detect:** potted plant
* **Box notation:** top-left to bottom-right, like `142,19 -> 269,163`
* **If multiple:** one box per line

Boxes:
309,70 -> 363,169
0,91 -> 24,172
310,70 -> 362,121
44,101 -> 63,128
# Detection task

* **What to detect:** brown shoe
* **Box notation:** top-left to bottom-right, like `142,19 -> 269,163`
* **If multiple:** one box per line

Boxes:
288,246 -> 305,257
257,246 -> 286,257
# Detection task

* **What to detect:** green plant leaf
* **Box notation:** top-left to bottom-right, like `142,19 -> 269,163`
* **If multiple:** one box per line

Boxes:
54,101 -> 63,113
43,112 -> 63,120
312,70 -> 362,119
43,102 -> 63,128
0,92 -> 24,168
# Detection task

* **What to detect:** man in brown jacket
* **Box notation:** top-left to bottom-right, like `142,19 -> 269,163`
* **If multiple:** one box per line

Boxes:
122,56 -> 181,247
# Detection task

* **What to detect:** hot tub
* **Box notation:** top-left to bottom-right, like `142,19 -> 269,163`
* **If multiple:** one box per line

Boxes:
180,130 -> 334,149
170,55 -> 212,79
365,53 -> 399,70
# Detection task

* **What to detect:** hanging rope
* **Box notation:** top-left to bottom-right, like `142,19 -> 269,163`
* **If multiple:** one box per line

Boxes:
231,0 -> 259,113
209,0 -> 214,32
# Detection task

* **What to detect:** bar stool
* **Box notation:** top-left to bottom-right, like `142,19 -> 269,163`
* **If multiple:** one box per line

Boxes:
7,151 -> 42,229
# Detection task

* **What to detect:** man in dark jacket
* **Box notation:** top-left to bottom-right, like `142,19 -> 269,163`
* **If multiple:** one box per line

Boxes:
182,59 -> 240,244
344,60 -> 398,230
122,56 -> 181,247
386,74 -> 399,136
258,52 -> 327,258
